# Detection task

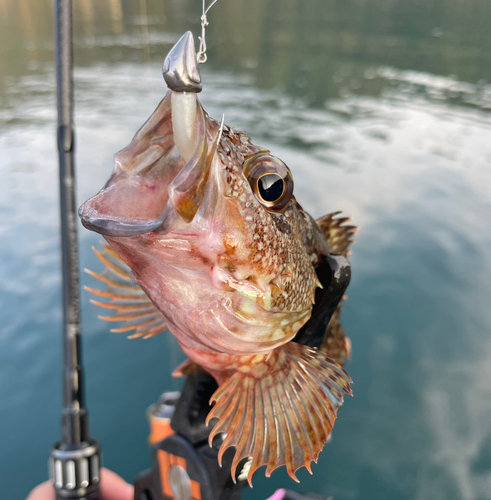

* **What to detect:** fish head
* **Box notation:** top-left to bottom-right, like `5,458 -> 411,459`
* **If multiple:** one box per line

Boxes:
79,90 -> 331,355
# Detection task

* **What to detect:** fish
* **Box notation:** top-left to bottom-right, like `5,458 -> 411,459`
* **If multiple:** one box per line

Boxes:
79,32 -> 356,485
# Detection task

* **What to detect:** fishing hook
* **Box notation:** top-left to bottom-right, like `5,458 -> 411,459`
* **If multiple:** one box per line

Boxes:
217,114 -> 225,144
197,0 -> 218,64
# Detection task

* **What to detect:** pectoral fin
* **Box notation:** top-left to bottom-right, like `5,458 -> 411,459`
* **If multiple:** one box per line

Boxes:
206,342 -> 352,486
85,243 -> 168,339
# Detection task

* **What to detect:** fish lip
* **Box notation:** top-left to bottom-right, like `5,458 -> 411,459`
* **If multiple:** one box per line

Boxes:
79,208 -> 164,237
78,200 -> 174,237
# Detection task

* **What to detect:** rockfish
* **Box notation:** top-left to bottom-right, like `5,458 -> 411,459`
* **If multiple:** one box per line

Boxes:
79,32 -> 356,485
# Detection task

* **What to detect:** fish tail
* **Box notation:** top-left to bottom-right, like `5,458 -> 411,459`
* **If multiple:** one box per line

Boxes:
205,342 -> 352,486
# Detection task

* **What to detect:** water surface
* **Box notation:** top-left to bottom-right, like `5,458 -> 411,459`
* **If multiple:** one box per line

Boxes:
1,1 -> 491,499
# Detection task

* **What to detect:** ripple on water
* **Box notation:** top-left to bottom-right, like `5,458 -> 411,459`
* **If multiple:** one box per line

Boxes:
1,60 -> 491,500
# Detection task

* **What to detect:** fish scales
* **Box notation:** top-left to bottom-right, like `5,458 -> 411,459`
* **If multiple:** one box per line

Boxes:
218,126 -> 319,313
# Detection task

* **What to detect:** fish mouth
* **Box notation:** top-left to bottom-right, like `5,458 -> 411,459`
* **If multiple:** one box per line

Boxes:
79,90 -> 216,237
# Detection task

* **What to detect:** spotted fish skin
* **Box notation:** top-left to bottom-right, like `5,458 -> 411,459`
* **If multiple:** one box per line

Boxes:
213,125 -> 324,313
79,91 -> 353,484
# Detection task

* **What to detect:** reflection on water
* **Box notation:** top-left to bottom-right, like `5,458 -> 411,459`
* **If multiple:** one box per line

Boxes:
1,1 -> 491,499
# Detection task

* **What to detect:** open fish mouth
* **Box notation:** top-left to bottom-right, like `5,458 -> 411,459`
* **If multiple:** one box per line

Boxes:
79,90 -> 216,237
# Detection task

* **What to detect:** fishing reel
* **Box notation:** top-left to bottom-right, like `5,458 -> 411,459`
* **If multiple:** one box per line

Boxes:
133,371 -> 247,500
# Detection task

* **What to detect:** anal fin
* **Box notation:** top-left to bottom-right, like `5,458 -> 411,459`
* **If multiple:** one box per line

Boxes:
206,342 -> 352,486
172,359 -> 204,378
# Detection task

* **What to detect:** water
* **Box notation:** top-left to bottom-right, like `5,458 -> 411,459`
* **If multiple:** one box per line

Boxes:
1,0 -> 491,499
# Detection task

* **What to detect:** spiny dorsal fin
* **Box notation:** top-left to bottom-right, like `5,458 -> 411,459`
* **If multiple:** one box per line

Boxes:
316,211 -> 357,257
85,243 -> 167,339
206,342 -> 352,486
315,212 -> 357,364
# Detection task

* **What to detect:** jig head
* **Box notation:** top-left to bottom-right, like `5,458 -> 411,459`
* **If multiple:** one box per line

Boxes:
162,31 -> 202,93
162,0 -> 219,93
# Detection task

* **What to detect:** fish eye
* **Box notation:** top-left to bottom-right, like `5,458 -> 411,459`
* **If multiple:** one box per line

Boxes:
258,173 -> 285,202
244,155 -> 294,210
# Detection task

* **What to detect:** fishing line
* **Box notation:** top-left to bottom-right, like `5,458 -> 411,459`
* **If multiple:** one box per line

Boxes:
197,0 -> 219,64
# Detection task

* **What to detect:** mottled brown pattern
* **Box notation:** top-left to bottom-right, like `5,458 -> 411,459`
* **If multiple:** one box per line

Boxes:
217,125 -> 321,313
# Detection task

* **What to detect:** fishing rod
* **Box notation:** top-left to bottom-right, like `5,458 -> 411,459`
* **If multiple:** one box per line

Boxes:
50,1 -> 102,499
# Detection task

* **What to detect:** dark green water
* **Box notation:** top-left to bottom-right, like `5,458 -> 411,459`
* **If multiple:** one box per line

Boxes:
1,0 -> 491,499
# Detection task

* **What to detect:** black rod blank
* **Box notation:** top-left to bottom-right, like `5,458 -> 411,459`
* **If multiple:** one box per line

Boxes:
51,1 -> 102,498
56,0 -> 88,447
